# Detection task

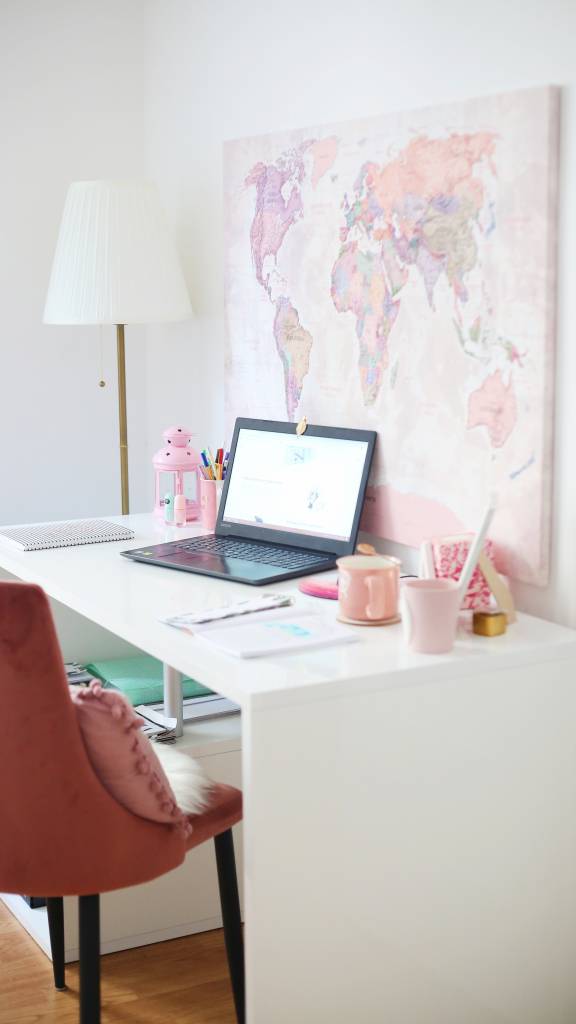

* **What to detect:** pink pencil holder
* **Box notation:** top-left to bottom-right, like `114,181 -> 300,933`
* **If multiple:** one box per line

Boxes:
200,478 -> 224,531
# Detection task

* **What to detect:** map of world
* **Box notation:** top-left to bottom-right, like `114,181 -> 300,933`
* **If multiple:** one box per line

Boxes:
224,87 -> 558,584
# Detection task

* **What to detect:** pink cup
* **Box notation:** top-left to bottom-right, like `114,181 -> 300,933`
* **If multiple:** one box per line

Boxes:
401,578 -> 461,654
200,478 -> 224,531
336,554 -> 400,624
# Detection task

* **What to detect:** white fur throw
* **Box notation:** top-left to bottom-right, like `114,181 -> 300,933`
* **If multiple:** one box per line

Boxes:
153,743 -> 212,816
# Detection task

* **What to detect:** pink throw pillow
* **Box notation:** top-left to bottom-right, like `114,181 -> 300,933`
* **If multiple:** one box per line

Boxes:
71,681 -> 191,836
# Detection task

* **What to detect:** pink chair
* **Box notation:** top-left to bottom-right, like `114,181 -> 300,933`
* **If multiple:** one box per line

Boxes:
0,581 -> 244,1024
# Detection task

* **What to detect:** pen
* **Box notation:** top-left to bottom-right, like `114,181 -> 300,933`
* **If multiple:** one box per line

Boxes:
202,449 -> 215,478
201,444 -> 228,480
206,447 -> 217,477
200,455 -> 214,480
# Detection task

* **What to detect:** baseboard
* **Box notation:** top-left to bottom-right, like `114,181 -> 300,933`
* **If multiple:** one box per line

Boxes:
64,914 -> 225,962
1,894 -> 225,963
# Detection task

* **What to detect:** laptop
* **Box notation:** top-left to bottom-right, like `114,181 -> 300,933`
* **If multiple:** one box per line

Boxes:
121,418 -> 377,585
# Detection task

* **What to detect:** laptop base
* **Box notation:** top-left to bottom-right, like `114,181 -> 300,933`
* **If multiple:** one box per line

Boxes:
121,541 -> 336,586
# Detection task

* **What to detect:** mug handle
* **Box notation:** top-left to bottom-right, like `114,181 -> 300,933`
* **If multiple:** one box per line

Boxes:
366,575 -> 385,620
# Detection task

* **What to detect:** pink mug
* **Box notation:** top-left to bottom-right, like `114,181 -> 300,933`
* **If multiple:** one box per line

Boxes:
401,578 -> 461,654
200,478 -> 224,531
336,555 -> 400,624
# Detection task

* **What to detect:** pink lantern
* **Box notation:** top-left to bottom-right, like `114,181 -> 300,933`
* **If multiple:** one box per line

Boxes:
153,426 -> 201,522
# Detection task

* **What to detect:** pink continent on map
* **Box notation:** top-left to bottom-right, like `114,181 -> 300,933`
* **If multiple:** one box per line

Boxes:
245,149 -> 308,293
331,241 -> 400,406
273,297 -> 313,419
467,370 -> 517,448
309,136 -> 339,188
359,133 -> 496,223
245,143 -> 315,417
333,132 -> 497,405
361,484 -> 466,546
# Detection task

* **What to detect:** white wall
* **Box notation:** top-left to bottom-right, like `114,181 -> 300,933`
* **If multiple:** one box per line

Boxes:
0,0 -> 149,521
143,0 -> 576,627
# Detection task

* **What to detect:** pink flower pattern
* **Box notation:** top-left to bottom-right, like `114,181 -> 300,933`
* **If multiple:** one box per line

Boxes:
431,536 -> 495,611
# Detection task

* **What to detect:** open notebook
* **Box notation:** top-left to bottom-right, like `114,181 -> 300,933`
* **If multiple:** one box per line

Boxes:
196,609 -> 358,659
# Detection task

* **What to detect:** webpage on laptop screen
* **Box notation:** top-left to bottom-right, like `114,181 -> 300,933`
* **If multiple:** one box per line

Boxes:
222,429 -> 368,542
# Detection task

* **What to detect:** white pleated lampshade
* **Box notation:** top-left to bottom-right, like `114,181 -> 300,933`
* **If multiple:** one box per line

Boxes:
44,180 -> 193,325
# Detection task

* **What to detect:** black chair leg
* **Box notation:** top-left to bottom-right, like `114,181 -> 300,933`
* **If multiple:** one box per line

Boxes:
79,894 -> 100,1024
214,829 -> 245,1024
46,897 -> 66,990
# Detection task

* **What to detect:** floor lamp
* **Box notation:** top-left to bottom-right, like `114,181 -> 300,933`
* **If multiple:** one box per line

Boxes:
43,180 -> 193,514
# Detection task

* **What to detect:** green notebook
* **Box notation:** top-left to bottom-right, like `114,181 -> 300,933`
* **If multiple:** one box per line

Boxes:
85,655 -> 213,706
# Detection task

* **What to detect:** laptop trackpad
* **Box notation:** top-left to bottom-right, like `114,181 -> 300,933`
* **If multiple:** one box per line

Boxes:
164,551 -> 282,582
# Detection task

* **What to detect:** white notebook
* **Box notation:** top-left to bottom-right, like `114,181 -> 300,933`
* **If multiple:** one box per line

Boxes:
196,610 -> 358,659
0,519 -> 134,552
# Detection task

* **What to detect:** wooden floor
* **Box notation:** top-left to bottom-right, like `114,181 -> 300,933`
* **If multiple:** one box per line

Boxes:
0,901 -> 236,1024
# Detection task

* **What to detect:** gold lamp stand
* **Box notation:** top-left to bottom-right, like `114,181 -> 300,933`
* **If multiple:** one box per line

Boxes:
116,324 -> 129,515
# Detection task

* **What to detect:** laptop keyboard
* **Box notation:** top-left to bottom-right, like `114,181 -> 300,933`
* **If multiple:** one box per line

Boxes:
180,535 -> 331,570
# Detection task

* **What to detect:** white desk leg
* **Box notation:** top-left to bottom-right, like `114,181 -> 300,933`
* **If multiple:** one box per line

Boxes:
162,663 -> 183,737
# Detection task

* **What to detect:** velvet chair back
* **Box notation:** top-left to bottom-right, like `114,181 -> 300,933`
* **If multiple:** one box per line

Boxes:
0,582 -> 186,896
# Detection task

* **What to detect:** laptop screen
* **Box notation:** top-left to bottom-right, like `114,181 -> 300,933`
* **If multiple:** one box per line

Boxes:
221,427 -> 369,542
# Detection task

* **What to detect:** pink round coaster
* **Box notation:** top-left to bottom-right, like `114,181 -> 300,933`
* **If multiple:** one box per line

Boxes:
298,575 -> 339,600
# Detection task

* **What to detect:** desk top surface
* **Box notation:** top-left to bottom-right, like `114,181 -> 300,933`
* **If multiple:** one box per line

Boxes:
1,513 -> 575,710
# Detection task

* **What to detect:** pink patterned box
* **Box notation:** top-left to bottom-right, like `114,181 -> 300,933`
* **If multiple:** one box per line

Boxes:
430,534 -> 496,611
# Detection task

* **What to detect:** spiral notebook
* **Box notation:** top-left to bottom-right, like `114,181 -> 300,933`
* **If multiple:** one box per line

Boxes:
0,519 -> 134,552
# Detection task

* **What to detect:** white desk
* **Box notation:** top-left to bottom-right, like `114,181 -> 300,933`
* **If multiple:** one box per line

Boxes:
2,513 -> 576,1023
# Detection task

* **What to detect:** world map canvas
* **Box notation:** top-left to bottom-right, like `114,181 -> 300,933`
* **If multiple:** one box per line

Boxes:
224,86 -> 558,585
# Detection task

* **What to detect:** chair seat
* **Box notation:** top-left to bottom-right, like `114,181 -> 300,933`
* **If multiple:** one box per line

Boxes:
185,783 -> 243,851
